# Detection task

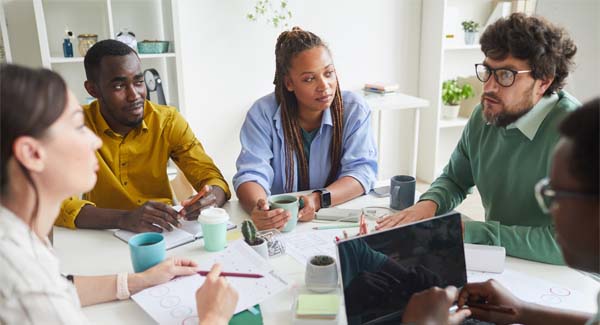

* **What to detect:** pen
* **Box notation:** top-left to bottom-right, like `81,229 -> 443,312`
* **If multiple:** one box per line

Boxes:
182,186 -> 209,208
197,271 -> 263,279
467,302 -> 516,314
313,224 -> 360,230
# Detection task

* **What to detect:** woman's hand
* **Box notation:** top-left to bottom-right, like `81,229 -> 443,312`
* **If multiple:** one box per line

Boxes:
196,264 -> 239,325
298,193 -> 319,222
250,198 -> 290,230
130,257 -> 199,294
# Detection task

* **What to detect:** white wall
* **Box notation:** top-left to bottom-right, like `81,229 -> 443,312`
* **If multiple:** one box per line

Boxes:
536,0 -> 600,103
176,0 -> 423,187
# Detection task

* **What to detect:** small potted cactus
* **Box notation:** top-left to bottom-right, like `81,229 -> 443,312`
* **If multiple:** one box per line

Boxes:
241,220 -> 269,259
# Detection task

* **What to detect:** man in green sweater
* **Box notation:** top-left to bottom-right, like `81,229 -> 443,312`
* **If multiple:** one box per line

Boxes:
377,13 -> 580,264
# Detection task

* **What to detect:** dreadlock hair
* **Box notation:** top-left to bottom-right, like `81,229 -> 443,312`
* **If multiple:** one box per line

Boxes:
273,27 -> 343,193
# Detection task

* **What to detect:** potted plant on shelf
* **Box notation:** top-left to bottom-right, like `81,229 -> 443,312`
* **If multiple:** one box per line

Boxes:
305,255 -> 338,293
461,20 -> 480,45
241,220 -> 269,259
441,79 -> 474,120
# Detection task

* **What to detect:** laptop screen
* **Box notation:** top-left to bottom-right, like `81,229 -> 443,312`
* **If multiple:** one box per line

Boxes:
336,212 -> 467,325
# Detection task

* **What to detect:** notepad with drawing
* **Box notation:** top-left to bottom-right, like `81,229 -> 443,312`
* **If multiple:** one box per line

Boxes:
114,219 -> 237,250
296,294 -> 340,319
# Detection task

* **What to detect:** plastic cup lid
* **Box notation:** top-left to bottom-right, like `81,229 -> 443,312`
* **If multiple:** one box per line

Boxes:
198,207 -> 229,224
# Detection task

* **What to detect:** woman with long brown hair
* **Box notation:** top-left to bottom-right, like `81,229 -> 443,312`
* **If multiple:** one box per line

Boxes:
233,27 -> 378,230
0,64 -> 237,324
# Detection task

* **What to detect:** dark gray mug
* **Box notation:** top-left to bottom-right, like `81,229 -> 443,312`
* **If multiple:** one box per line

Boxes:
390,175 -> 416,210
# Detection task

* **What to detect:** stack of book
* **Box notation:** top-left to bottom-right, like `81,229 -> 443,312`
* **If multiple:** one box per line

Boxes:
363,82 -> 399,94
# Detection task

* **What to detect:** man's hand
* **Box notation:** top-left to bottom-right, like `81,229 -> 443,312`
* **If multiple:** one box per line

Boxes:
403,286 -> 471,325
119,201 -> 180,233
179,185 -> 227,221
251,198 -> 290,230
458,280 -> 521,324
375,200 -> 438,230
298,193 -> 319,222
196,264 -> 239,325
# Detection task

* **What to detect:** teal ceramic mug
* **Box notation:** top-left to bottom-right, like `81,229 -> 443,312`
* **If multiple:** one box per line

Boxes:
128,232 -> 166,272
269,194 -> 299,232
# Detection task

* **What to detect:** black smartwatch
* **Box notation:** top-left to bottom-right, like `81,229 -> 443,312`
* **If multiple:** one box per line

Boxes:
313,188 -> 331,208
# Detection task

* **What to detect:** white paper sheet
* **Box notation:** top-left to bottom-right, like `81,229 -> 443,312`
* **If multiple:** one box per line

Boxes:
131,240 -> 289,324
280,229 -> 345,265
467,269 -> 590,313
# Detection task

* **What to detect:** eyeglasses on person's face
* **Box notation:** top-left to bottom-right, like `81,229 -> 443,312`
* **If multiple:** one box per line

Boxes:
475,63 -> 532,87
534,177 -> 598,213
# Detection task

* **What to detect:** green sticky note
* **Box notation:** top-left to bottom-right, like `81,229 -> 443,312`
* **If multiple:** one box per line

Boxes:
297,294 -> 340,316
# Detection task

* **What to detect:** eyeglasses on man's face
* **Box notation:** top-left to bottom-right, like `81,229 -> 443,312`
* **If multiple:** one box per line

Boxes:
475,63 -> 532,87
534,177 -> 599,213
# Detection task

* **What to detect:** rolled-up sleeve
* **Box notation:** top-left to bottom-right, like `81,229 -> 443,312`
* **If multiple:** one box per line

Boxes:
233,103 -> 275,195
338,97 -> 378,193
56,196 -> 95,229
168,111 -> 231,199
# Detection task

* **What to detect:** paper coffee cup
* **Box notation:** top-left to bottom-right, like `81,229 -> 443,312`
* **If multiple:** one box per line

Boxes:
198,207 -> 229,252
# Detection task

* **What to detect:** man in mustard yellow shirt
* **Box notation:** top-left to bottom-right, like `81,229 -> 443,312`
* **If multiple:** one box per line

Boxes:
56,40 -> 230,233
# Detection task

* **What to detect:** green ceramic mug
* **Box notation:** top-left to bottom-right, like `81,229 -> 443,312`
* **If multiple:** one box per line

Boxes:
269,194 -> 299,232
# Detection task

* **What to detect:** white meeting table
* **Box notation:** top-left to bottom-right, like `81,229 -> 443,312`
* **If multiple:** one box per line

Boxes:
53,193 -> 599,324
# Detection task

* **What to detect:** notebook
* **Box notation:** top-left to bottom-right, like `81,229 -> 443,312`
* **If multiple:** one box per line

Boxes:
336,212 -> 466,325
114,219 -> 237,250
296,294 -> 340,319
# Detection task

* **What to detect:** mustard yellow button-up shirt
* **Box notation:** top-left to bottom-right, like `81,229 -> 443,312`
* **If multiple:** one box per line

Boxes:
56,100 -> 230,229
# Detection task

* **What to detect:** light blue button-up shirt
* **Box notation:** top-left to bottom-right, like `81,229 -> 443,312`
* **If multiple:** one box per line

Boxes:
233,91 -> 378,196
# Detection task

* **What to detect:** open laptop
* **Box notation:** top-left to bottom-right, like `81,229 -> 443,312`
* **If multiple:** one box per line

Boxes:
336,212 -> 467,325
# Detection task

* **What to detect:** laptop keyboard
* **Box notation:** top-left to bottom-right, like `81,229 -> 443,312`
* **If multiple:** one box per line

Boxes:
462,318 -> 495,325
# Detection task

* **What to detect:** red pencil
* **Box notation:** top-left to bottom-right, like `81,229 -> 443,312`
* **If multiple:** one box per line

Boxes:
197,271 -> 263,279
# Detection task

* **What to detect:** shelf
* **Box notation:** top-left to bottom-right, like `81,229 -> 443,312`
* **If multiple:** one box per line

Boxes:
50,57 -> 85,64
139,52 -> 176,59
444,44 -> 480,51
439,117 -> 468,128
49,52 -> 176,64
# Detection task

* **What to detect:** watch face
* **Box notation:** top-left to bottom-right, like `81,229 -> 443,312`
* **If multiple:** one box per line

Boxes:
144,70 -> 156,91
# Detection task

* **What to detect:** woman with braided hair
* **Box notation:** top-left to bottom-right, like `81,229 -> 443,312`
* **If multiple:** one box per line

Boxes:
233,27 -> 378,230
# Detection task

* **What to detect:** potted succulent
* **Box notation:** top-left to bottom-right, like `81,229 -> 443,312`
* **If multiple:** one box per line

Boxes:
441,79 -> 474,120
305,255 -> 338,293
241,220 -> 269,259
461,20 -> 480,45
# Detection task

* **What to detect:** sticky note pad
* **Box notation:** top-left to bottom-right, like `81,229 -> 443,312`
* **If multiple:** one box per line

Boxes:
296,294 -> 339,319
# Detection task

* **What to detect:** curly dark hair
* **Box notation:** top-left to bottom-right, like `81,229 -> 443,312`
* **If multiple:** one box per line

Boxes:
480,12 -> 577,96
559,98 -> 599,193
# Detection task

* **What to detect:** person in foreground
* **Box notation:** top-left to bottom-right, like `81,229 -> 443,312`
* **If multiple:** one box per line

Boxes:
377,13 -> 580,264
56,39 -> 230,233
0,63 -> 238,324
233,27 -> 377,230
402,99 -> 599,325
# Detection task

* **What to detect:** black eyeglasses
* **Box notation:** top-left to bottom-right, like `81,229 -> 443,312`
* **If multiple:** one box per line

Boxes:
534,177 -> 598,213
475,63 -> 532,87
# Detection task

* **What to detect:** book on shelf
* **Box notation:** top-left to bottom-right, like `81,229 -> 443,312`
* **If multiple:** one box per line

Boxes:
363,82 -> 399,94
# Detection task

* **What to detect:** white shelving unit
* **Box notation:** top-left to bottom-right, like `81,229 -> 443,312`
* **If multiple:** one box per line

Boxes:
31,0 -> 185,112
416,0 -> 491,182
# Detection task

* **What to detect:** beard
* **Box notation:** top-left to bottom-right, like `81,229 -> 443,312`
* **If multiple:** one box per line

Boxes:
481,83 -> 536,127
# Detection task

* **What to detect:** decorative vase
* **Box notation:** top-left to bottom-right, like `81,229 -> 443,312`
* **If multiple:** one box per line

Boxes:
249,238 -> 269,260
443,104 -> 460,120
305,255 -> 338,293
464,31 -> 477,45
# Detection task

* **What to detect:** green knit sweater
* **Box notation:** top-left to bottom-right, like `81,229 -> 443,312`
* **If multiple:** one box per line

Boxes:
420,91 -> 580,264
